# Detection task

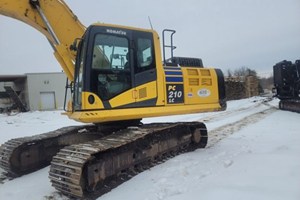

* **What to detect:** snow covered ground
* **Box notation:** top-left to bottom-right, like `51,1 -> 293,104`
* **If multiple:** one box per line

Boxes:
0,97 -> 299,200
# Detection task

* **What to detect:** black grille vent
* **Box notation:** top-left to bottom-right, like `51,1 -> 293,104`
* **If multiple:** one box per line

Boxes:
165,57 -> 203,67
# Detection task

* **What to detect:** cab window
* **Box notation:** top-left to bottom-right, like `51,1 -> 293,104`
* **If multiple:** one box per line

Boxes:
92,34 -> 129,70
136,37 -> 155,72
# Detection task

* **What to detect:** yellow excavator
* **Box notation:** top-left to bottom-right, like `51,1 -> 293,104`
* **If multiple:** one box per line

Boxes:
0,0 -> 226,198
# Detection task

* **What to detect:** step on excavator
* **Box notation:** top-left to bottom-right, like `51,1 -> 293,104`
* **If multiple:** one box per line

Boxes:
273,60 -> 300,113
0,0 -> 226,198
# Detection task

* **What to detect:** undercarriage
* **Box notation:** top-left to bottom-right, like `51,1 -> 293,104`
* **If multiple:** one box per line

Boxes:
0,121 -> 207,199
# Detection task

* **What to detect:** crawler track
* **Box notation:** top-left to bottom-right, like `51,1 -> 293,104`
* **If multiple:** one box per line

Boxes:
0,125 -> 123,177
49,122 -> 207,199
279,100 -> 300,113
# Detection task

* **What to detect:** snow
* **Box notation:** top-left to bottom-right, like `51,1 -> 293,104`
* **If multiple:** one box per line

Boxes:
0,97 -> 300,200
0,111 -> 83,144
0,168 -> 54,200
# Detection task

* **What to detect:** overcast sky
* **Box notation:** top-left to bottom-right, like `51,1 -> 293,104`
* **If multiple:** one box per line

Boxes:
0,0 -> 299,77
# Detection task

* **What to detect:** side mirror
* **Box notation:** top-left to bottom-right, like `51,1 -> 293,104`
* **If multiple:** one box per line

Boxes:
70,38 -> 81,51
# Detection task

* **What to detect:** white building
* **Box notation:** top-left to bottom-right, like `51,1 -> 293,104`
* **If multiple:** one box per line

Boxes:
0,72 -> 70,111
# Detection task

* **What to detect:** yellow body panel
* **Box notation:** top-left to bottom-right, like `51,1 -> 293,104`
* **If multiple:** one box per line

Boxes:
82,92 -> 104,110
182,68 -> 219,105
152,32 -> 165,106
109,89 -> 136,108
110,81 -> 157,107
68,102 -> 222,123
81,81 -> 158,109
135,81 -> 157,103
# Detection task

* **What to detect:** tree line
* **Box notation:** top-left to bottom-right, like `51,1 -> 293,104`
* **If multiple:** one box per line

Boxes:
226,66 -> 274,92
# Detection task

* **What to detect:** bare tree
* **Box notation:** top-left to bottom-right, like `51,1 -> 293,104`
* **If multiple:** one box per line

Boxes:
233,66 -> 257,77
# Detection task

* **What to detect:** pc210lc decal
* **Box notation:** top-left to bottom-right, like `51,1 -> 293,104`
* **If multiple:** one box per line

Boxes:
166,84 -> 184,104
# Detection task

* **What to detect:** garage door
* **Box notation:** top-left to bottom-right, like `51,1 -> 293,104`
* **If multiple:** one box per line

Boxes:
40,92 -> 56,110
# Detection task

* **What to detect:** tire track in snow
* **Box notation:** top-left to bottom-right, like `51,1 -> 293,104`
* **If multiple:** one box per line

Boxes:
207,106 -> 277,148
199,97 -> 273,123
200,101 -> 263,123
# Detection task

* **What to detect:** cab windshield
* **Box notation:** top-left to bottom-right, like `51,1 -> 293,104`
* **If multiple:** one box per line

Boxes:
91,34 -> 131,100
92,34 -> 129,70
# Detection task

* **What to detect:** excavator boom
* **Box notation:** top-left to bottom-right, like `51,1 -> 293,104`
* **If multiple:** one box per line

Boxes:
0,0 -> 85,80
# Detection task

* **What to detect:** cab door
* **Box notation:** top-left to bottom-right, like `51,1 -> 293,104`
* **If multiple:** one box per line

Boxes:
132,31 -> 157,107
85,26 -> 134,109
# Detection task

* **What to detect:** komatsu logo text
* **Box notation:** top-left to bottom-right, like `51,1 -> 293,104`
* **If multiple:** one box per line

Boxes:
106,29 -> 126,36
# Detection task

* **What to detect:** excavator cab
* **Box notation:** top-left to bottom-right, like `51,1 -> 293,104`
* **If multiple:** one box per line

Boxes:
73,25 -> 158,112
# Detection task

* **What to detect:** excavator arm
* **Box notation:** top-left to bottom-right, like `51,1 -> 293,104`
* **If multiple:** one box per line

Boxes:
0,0 -> 85,81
